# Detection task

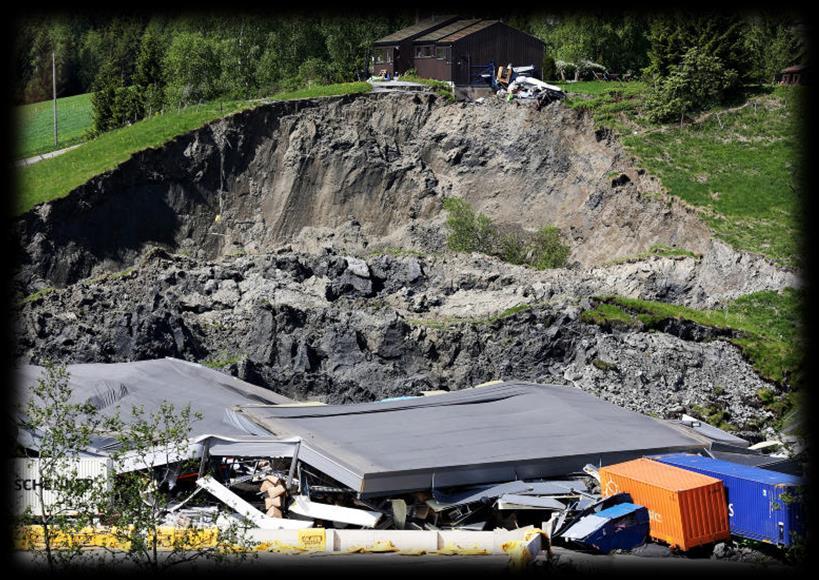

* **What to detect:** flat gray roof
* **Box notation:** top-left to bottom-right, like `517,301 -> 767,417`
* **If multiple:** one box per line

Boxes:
238,382 -> 706,496
16,358 -> 292,444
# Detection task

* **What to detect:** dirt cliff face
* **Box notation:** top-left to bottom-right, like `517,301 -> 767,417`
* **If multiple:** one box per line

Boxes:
15,93 -> 710,292
13,93 -> 797,439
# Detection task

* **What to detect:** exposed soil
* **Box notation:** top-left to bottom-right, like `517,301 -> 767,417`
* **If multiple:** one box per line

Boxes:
15,93 -> 711,292
13,93 -> 799,439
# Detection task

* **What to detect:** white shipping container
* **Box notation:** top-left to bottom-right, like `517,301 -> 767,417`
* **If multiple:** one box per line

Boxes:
11,457 -> 111,516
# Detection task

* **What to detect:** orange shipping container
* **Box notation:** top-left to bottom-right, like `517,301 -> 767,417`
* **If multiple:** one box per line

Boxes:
599,458 -> 730,551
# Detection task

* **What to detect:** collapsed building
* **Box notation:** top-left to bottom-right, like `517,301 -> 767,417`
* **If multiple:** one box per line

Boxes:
13,358 -> 804,555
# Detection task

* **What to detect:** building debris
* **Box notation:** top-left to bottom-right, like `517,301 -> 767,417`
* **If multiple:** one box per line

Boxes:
13,359 -> 808,567
196,475 -> 313,530
496,75 -> 565,108
495,494 -> 567,511
288,496 -> 383,528
560,502 -> 649,554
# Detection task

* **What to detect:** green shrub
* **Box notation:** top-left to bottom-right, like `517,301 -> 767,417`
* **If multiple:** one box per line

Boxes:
442,197 -> 570,270
442,197 -> 498,254
542,55 -> 557,81
297,57 -> 335,87
532,226 -> 571,269
644,46 -> 738,124
555,60 -> 577,81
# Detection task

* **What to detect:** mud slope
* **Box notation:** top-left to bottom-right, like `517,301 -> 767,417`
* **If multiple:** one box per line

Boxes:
15,92 -> 710,291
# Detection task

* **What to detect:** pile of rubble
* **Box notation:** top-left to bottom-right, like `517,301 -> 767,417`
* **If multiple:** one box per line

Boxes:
492,64 -> 565,108
14,360 -> 805,566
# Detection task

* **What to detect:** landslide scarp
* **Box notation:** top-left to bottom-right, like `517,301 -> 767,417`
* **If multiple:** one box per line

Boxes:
15,92 -> 711,293
14,91 -> 798,437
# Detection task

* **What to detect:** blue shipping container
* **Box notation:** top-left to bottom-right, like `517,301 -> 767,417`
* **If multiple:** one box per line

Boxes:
651,453 -> 805,546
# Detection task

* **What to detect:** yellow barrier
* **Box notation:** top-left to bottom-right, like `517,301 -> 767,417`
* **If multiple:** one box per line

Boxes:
433,543 -> 490,556
346,539 -> 399,553
16,524 -> 541,568
15,525 -> 219,551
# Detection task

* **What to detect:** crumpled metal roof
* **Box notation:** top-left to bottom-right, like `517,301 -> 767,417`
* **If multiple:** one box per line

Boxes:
238,382 -> 706,496
15,358 -> 291,445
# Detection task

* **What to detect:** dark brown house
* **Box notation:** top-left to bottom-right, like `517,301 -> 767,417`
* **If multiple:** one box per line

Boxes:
779,64 -> 807,85
372,17 -> 545,86
371,15 -> 460,79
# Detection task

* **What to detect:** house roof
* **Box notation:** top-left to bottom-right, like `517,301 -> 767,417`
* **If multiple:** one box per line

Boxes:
373,15 -> 460,45
15,358 -> 293,445
436,20 -> 546,47
436,19 -> 500,44
782,64 -> 806,73
237,381 -> 705,497
414,19 -> 481,43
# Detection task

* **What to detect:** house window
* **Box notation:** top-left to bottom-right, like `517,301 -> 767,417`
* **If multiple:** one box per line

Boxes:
374,48 -> 393,64
415,45 -> 434,58
436,46 -> 450,60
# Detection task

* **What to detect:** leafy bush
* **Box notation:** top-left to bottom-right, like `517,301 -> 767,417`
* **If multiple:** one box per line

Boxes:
644,46 -> 738,123
577,60 -> 607,80
542,55 -> 557,81
532,226 -> 571,269
443,197 -> 570,270
297,57 -> 335,87
163,32 -> 222,108
442,197 -> 497,254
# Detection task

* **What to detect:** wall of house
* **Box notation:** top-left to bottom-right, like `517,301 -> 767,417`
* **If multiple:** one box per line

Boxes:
413,45 -> 453,81
371,46 -> 396,77
449,24 -> 544,86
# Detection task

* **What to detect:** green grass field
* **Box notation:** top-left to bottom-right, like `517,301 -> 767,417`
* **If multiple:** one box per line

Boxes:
15,93 -> 94,159
16,82 -> 371,215
559,82 -> 803,268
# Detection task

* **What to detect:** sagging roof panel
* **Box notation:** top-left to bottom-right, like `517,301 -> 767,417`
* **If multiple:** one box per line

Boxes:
239,382 -> 706,496
15,358 -> 291,441
373,15 -> 460,45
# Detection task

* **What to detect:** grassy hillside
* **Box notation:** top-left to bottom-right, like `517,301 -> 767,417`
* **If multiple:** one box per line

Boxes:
15,93 -> 94,159
15,82 -> 371,215
559,81 -> 804,268
562,81 -> 805,429
581,289 -> 803,428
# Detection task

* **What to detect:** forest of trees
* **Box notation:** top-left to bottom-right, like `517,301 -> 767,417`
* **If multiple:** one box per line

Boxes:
14,12 -> 806,132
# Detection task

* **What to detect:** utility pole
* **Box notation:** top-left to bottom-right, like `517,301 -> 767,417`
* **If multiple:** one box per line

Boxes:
52,51 -> 58,147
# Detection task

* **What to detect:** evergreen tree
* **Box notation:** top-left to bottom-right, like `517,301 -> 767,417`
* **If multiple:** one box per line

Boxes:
646,12 -> 749,85
743,14 -> 806,83
91,60 -> 123,133
134,24 -> 167,116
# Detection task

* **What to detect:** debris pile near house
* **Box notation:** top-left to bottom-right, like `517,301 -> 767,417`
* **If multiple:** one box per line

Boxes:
13,359 -> 806,565
492,63 -> 564,108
